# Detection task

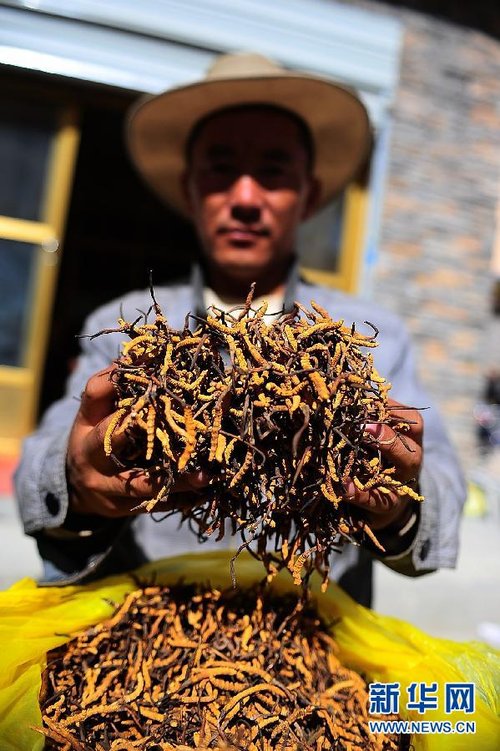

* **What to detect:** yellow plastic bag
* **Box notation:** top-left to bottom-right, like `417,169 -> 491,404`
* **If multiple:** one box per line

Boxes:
0,550 -> 498,750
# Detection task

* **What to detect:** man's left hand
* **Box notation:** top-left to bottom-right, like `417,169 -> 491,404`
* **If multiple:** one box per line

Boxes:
345,398 -> 423,533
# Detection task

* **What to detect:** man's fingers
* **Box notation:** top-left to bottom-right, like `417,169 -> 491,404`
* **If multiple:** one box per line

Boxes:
73,458 -> 210,505
75,413 -> 129,476
93,409 -> 136,463
71,470 -> 208,518
71,366 -> 219,517
78,367 -> 118,426
108,468 -> 211,502
171,470 -> 211,493
342,481 -> 415,531
340,400 -> 423,526
344,480 -> 398,514
363,402 -> 423,481
364,420 -> 416,458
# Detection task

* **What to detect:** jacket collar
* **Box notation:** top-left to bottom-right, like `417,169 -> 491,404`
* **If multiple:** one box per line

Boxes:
190,256 -> 301,318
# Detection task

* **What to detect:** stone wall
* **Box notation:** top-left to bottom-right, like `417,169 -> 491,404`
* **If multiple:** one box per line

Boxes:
345,1 -> 500,468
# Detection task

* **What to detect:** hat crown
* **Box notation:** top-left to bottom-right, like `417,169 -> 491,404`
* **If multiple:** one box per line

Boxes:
205,52 -> 285,81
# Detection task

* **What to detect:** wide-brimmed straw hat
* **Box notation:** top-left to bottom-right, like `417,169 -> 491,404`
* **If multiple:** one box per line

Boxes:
127,52 -> 371,216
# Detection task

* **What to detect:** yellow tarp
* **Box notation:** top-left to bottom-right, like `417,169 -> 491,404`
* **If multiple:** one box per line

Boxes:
0,550 -> 499,750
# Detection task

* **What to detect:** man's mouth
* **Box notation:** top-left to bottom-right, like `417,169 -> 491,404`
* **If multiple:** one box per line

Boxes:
217,226 -> 271,243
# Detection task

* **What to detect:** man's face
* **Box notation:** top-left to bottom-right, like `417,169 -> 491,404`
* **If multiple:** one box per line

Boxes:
184,107 -> 319,286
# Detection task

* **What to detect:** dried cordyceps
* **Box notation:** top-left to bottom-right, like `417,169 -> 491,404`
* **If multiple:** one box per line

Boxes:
39,584 -> 410,750
95,288 -> 422,586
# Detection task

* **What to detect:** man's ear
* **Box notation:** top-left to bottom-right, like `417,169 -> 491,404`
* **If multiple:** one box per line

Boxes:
301,177 -> 321,221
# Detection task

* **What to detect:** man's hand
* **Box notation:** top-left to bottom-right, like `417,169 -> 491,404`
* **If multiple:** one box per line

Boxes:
66,367 -> 209,518
345,399 -> 423,533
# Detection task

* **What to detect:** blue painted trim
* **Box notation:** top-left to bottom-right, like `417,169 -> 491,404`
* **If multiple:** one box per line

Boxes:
0,0 -> 402,123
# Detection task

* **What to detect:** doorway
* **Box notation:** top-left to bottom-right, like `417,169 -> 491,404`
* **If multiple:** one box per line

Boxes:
38,100 -> 200,416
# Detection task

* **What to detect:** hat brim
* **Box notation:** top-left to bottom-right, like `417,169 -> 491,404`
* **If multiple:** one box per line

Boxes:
126,74 -> 371,216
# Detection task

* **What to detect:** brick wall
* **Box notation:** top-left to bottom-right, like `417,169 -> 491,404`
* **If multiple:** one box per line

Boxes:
347,1 -> 500,468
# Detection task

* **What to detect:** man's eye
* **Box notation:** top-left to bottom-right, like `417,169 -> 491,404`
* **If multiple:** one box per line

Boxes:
259,165 -> 285,177
210,163 -> 235,174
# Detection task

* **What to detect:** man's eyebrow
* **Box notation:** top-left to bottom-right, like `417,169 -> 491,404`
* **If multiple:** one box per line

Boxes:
261,148 -> 292,162
206,144 -> 234,158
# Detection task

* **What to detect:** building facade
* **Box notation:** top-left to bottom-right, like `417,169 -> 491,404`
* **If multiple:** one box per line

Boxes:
348,0 -> 500,467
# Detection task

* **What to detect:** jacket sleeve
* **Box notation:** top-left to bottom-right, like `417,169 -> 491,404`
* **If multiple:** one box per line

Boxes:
14,306 -> 139,582
370,320 -> 467,576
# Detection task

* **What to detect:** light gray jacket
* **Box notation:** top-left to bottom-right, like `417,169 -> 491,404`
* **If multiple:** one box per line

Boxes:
15,268 -> 466,597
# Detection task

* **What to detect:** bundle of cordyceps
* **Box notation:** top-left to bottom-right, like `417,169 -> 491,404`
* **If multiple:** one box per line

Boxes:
39,584 -> 410,751
97,289 -> 422,586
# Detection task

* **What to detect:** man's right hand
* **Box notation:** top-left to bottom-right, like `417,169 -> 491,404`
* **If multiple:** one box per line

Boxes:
66,367 -> 209,518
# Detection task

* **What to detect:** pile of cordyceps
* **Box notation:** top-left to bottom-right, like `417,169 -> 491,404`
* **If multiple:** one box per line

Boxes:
39,584 -> 410,751
97,289 -> 422,586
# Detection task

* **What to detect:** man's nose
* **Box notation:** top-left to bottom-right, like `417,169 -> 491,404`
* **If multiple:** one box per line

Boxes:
229,175 -> 263,224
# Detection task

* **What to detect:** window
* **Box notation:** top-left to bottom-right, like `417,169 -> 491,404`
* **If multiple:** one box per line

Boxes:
0,101 -> 79,454
298,181 -> 369,293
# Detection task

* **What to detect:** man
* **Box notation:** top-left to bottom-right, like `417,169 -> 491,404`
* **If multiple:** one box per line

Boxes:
15,53 -> 465,605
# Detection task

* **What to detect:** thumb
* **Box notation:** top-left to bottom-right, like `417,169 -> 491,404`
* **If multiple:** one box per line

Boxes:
78,367 -> 118,426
